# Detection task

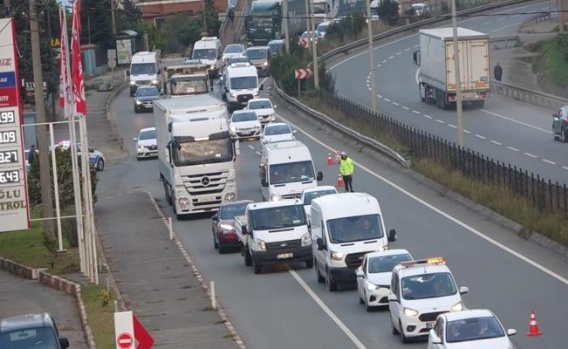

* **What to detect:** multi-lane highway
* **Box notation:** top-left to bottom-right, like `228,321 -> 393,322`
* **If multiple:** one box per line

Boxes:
328,0 -> 568,185
101,66 -> 568,348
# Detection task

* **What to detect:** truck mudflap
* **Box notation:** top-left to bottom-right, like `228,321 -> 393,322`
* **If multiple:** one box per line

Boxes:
252,246 -> 312,265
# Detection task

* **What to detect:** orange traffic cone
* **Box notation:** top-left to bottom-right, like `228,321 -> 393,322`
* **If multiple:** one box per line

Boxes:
336,174 -> 344,188
526,310 -> 542,336
327,153 -> 335,165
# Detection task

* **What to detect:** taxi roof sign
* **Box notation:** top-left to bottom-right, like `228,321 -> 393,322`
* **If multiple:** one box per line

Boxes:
399,257 -> 445,268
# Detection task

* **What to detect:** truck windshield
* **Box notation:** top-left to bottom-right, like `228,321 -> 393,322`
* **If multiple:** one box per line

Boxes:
170,77 -> 208,95
313,3 -> 328,14
192,49 -> 217,60
131,63 -> 156,75
250,18 -> 273,28
326,214 -> 384,243
230,76 -> 258,90
251,205 -> 306,230
246,49 -> 267,59
173,138 -> 233,165
269,161 -> 315,185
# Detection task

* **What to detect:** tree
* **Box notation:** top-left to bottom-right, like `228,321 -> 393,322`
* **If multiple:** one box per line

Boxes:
118,0 -> 142,31
81,0 -> 114,48
377,0 -> 399,26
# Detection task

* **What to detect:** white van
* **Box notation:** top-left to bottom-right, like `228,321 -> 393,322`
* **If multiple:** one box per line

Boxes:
221,62 -> 262,112
191,36 -> 223,78
128,51 -> 161,96
260,140 -> 323,201
311,193 -> 397,291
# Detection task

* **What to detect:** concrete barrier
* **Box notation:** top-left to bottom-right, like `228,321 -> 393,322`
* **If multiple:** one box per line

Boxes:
491,80 -> 568,111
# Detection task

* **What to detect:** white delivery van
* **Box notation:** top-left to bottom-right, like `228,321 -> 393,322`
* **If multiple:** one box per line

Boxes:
191,36 -> 223,78
128,51 -> 161,96
311,193 -> 397,291
221,62 -> 263,112
260,140 -> 323,201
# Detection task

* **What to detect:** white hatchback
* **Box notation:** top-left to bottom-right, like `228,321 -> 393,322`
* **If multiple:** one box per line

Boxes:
134,127 -> 157,160
245,98 -> 277,124
229,110 -> 262,139
261,122 -> 296,145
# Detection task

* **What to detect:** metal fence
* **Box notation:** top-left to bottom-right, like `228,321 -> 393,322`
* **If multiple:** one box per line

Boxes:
320,90 -> 568,217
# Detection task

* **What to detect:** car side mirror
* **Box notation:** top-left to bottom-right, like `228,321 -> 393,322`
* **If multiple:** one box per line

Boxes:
316,237 -> 324,250
260,83 -> 264,90
133,138 -> 138,142
388,229 -> 397,242
292,130 -> 297,135
60,338 -> 70,349
388,294 -> 398,302
506,329 -> 517,336
429,331 -> 442,344
316,171 -> 323,181
355,269 -> 364,278
273,105 -> 277,109
261,177 -> 268,187
459,286 -> 469,294
212,213 -> 219,221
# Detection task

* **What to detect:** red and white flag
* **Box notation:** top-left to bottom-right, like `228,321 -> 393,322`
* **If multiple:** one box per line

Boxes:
58,7 -> 73,119
71,0 -> 87,116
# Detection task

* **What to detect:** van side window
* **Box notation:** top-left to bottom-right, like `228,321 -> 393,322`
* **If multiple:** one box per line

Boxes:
391,273 -> 399,296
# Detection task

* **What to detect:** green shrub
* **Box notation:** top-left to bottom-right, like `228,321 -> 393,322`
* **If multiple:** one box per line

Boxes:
541,36 -> 568,87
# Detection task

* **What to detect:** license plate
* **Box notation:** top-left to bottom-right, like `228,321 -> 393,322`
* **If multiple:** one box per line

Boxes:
277,253 -> 293,259
425,322 -> 433,329
201,197 -> 215,202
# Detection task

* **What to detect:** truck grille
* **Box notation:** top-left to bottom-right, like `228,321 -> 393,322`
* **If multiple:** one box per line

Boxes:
266,239 -> 301,252
419,311 -> 448,322
345,251 -> 371,269
281,193 -> 301,200
183,171 -> 227,195
137,80 -> 152,86
237,94 -> 253,103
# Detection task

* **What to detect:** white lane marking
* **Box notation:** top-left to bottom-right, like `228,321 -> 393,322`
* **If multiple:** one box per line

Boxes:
542,159 -> 556,165
563,166 -> 568,171
396,52 -> 402,55
384,98 -> 391,102
402,106 -> 410,110
424,114 -> 432,119
475,134 -> 486,140
507,146 -> 520,151
377,94 -> 383,98
255,151 -> 261,156
404,48 -> 411,52
448,124 -> 457,129
288,269 -> 367,349
524,152 -> 537,158
248,144 -> 254,149
436,119 -> 444,124
479,109 -> 551,134
413,44 -> 419,48
392,101 -> 400,106
464,130 -> 471,134
388,55 -> 395,59
491,140 -> 503,146
382,59 -> 387,64
277,113 -> 568,287
482,21 -> 490,25
412,110 -> 420,115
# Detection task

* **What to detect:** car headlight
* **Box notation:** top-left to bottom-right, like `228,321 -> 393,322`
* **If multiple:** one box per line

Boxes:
404,307 -> 419,317
178,197 -> 189,206
270,194 -> 280,201
366,282 -> 378,291
224,192 -> 236,201
230,125 -> 236,132
210,65 -> 215,70
137,145 -> 145,150
330,251 -> 344,260
451,302 -> 464,312
262,61 -> 268,67
230,92 -> 237,98
256,239 -> 266,251
135,100 -> 142,105
301,233 -> 311,247
220,223 -> 233,233
253,90 -> 259,96
151,79 -> 158,85
254,123 -> 261,129
129,80 -> 136,85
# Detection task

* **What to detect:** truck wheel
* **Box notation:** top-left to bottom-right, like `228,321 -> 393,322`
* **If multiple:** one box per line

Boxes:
244,249 -> 252,266
305,258 -> 313,269
253,258 -> 262,274
315,263 -> 325,283
164,182 -> 172,206
326,269 -> 338,292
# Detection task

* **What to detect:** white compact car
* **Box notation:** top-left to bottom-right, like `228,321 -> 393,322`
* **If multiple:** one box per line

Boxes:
300,185 -> 337,222
229,110 -> 262,139
356,249 -> 413,311
245,98 -> 276,124
134,127 -> 157,160
427,309 -> 517,349
261,122 -> 296,145
389,257 -> 469,343
223,43 -> 246,61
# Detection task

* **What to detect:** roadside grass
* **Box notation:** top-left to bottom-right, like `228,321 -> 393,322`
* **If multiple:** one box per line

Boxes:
81,286 -> 116,348
300,97 -> 568,248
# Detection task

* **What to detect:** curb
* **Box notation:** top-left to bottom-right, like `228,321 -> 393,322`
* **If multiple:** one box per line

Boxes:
143,191 -> 248,349
0,257 -> 97,348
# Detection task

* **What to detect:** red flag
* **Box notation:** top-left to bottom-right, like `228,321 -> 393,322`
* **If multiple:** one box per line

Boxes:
59,7 -> 73,119
71,0 -> 86,116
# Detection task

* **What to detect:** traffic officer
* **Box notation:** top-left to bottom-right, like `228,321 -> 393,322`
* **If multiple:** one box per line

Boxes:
338,151 -> 354,192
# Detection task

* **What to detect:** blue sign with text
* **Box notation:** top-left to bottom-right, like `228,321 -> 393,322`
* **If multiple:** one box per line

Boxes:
0,72 -> 16,88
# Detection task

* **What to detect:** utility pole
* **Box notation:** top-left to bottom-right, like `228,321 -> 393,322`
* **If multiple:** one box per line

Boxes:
46,8 -> 56,122
451,0 -> 464,147
283,0 -> 290,55
309,0 -> 319,89
3,0 -> 10,14
111,0 -> 116,35
202,0 -> 208,34
30,0 -> 55,235
366,0 -> 377,112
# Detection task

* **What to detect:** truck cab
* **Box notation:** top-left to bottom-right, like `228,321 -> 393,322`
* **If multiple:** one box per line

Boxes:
191,36 -> 223,78
234,200 -> 313,274
259,140 -> 323,201
163,61 -> 211,96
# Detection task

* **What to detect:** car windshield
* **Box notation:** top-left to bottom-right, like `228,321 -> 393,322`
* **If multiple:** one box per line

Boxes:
246,49 -> 268,59
368,253 -> 412,273
265,124 -> 291,136
248,100 -> 272,109
0,326 -> 59,348
230,76 -> 257,90
219,202 -> 249,219
400,272 -> 457,300
131,63 -> 156,75
268,42 -> 283,54
302,31 -> 318,39
303,189 -> 337,205
172,137 -> 233,166
192,48 -> 217,60
446,316 -> 505,343
225,45 -> 244,53
227,57 -> 249,64
269,161 -> 315,185
326,214 -> 384,243
139,129 -> 156,140
251,205 -> 307,230
232,112 -> 258,122
317,24 -> 329,34
136,87 -> 159,97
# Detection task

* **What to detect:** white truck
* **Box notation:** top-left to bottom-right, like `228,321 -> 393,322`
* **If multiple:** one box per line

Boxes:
233,200 -> 313,274
414,28 -> 490,109
162,61 -> 211,97
259,140 -> 323,201
128,51 -> 162,96
154,96 -> 239,219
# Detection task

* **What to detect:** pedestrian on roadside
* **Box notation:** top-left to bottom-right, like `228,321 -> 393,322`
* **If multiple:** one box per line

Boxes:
338,151 -> 354,193
494,62 -> 503,82
28,144 -> 36,165
228,8 -> 235,24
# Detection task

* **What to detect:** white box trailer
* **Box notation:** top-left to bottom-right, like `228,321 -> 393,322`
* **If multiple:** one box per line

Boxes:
415,27 -> 490,109
154,95 -> 238,219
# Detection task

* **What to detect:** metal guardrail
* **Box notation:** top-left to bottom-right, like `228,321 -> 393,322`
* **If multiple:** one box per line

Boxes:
519,12 -> 551,31
491,80 -> 568,111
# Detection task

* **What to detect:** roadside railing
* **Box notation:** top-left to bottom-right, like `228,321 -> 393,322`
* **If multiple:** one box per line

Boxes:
491,80 -> 568,111
519,12 -> 551,31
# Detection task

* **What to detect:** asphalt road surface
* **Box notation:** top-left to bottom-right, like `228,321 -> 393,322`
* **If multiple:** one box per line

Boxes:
328,0 -> 568,185
102,71 -> 568,348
